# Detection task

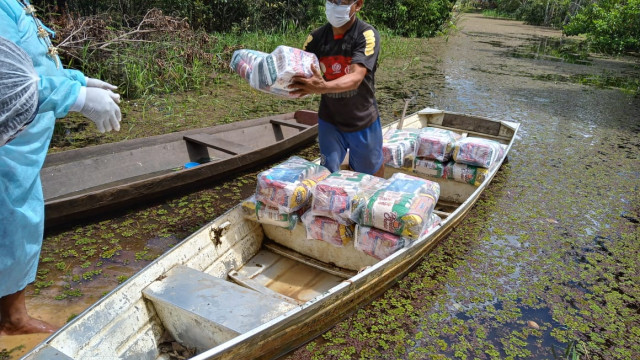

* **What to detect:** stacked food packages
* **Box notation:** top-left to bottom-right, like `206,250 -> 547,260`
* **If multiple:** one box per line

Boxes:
302,170 -> 385,247
382,128 -> 419,168
256,156 -> 330,214
230,45 -> 319,98
412,128 -> 506,186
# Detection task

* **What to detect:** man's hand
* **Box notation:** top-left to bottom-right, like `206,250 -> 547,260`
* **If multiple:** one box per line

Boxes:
85,77 -> 118,91
80,87 -> 121,133
289,64 -> 327,97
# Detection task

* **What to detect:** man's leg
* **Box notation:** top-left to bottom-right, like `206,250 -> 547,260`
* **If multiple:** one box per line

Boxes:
0,288 -> 58,335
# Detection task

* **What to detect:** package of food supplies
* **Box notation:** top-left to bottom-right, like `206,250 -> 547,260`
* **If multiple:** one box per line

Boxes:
301,211 -> 354,247
354,213 -> 441,260
382,128 -> 419,168
447,162 -> 490,186
230,46 -> 319,98
357,173 -> 440,240
256,156 -> 330,213
413,158 -> 449,179
241,195 -> 299,230
415,127 -> 462,162
452,137 -> 505,168
311,170 -> 386,225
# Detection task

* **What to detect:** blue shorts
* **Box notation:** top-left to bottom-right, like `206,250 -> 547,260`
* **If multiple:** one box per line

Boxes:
318,117 -> 383,175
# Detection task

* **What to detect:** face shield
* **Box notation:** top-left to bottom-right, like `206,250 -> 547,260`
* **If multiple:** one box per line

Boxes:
0,35 -> 39,147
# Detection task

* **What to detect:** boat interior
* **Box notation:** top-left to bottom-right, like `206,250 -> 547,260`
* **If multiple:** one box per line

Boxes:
28,109 -> 518,360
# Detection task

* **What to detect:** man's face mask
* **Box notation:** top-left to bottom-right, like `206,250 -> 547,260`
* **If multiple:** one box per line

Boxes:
325,0 -> 355,28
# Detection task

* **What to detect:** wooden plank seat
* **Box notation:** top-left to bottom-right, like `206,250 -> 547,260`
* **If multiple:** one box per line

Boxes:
142,265 -> 296,352
183,134 -> 252,155
270,119 -> 312,131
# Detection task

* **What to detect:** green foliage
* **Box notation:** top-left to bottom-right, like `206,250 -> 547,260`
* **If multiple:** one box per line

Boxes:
563,0 -> 640,54
366,0 -> 456,37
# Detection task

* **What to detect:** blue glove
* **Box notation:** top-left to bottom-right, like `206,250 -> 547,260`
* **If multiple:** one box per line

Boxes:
80,87 -> 121,133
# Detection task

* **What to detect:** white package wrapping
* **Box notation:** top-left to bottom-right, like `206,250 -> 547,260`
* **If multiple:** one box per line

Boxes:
452,137 -> 505,168
241,195 -> 299,230
301,211 -> 355,247
356,173 -> 440,240
415,127 -> 462,162
354,213 -> 441,260
255,156 -> 331,213
230,45 -> 319,98
311,170 -> 386,225
382,128 -> 420,168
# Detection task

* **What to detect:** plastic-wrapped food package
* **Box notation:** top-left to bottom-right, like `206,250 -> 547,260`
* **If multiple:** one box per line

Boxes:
382,128 -> 419,168
0,36 -> 39,147
229,49 -> 267,82
230,46 -> 319,98
413,158 -> 449,179
354,213 -> 441,260
415,127 -> 462,161
256,156 -> 330,213
452,137 -> 504,168
447,162 -> 490,186
357,174 -> 440,240
311,170 -> 386,225
301,211 -> 355,247
241,195 -> 299,230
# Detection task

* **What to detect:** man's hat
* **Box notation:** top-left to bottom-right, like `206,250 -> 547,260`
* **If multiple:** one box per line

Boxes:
0,35 -> 39,146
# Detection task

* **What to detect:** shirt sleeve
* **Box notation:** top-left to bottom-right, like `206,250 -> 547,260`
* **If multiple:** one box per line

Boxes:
351,26 -> 380,72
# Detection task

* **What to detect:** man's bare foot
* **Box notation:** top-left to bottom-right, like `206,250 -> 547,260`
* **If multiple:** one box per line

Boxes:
0,316 -> 58,335
0,289 -> 59,335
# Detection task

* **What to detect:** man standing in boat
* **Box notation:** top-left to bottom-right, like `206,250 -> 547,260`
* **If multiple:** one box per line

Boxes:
290,0 -> 384,177
0,0 -> 121,335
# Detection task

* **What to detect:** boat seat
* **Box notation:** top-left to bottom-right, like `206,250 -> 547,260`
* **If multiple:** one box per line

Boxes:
27,346 -> 73,360
183,134 -> 252,155
142,265 -> 296,352
270,119 -> 312,131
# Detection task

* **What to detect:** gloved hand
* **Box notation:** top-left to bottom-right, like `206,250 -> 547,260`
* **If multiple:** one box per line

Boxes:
85,77 -> 118,91
80,87 -> 121,133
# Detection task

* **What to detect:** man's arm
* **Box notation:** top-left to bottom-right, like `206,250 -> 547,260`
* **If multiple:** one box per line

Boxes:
289,63 -> 367,97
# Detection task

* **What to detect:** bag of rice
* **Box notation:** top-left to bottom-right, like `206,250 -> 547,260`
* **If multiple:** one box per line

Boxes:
256,156 -> 330,213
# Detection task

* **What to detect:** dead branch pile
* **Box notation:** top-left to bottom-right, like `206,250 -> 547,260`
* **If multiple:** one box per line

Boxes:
51,8 -> 220,68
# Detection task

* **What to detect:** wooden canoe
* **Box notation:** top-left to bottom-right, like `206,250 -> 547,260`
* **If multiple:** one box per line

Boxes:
25,108 -> 519,360
41,110 -> 319,227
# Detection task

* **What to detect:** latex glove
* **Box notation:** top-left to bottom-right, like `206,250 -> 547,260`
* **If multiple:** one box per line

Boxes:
85,77 -> 118,91
80,87 -> 121,133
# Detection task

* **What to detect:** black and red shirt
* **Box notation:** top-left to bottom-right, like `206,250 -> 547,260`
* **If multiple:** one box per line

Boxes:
303,18 -> 381,132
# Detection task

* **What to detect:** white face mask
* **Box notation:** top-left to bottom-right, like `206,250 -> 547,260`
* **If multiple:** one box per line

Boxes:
325,1 -> 354,28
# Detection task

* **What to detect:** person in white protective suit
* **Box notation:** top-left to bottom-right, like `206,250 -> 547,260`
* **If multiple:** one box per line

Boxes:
0,0 -> 121,335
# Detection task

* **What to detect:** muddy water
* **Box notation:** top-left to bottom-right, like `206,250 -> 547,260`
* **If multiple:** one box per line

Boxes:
2,13 -> 639,360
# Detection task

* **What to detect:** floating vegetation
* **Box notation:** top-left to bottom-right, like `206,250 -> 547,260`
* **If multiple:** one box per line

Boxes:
506,37 -> 591,65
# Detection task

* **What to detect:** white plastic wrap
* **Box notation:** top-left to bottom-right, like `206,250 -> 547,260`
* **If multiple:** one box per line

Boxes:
301,211 -> 354,247
354,213 -> 441,260
382,128 -> 419,168
311,170 -> 386,225
452,137 -> 505,168
0,36 -> 39,147
230,45 -> 319,98
255,156 -> 331,213
415,127 -> 462,161
241,195 -> 299,230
